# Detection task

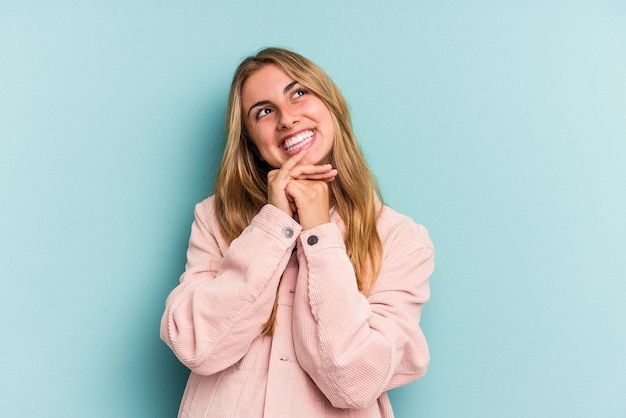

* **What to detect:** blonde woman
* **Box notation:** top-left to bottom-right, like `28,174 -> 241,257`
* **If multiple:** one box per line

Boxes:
161,47 -> 435,417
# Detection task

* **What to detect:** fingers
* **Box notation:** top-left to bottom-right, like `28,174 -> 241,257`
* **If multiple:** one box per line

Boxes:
280,151 -> 337,182
267,155 -> 304,216
293,168 -> 337,182
279,149 -> 309,177
272,155 -> 337,184
288,165 -> 337,181
285,179 -> 331,230
266,150 -> 337,219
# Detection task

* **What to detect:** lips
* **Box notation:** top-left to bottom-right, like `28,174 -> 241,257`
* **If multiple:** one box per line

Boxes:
281,129 -> 315,152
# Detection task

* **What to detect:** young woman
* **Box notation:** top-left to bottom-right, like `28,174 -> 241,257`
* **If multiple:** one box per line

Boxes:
161,47 -> 435,417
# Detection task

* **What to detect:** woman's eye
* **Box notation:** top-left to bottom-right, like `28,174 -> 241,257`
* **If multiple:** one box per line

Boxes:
256,108 -> 273,119
293,88 -> 308,99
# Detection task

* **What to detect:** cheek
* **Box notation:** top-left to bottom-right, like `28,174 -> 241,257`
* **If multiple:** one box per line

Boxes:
317,104 -> 335,131
248,129 -> 281,163
247,126 -> 270,147
322,112 -> 336,138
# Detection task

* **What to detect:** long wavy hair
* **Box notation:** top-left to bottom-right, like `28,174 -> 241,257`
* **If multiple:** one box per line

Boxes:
214,47 -> 382,334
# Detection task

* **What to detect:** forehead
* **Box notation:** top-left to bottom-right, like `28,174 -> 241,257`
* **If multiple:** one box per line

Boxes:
241,65 -> 294,103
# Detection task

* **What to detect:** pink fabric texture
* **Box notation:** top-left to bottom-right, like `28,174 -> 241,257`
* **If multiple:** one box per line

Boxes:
161,196 -> 435,417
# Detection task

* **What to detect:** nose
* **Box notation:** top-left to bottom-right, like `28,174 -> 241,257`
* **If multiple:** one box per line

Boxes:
278,107 -> 299,130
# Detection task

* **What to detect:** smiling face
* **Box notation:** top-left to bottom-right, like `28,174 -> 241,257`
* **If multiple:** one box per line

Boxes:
241,64 -> 335,168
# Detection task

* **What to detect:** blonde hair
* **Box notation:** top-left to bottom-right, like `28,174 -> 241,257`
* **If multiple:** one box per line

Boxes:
214,47 -> 382,334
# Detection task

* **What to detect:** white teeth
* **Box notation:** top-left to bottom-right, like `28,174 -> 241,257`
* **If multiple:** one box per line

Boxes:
282,130 -> 314,151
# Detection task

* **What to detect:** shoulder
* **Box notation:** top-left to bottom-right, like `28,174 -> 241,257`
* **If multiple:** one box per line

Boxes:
192,195 -> 219,232
197,194 -> 217,211
190,195 -> 231,248
194,195 -> 218,218
377,204 -> 434,251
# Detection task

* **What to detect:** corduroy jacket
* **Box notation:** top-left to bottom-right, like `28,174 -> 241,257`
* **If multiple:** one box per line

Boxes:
161,196 -> 435,417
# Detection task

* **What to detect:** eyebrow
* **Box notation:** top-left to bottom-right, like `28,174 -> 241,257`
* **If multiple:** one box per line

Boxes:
246,80 -> 300,117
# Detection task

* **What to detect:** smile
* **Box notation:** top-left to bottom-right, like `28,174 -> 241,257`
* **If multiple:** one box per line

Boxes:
281,130 -> 315,152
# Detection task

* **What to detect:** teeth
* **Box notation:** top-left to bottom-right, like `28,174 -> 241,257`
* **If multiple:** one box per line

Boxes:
283,130 -> 314,151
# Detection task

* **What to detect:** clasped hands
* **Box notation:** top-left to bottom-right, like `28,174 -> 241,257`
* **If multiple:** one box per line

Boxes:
267,150 -> 337,230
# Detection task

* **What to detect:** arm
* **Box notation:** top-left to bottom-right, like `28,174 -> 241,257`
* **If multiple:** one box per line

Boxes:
292,218 -> 434,409
160,198 -> 302,375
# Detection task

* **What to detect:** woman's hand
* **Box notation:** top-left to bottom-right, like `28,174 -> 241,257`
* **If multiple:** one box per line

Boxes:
285,179 -> 332,230
267,150 -> 337,228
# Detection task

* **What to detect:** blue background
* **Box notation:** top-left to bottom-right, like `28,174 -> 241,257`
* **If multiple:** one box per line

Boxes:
1,1 -> 625,417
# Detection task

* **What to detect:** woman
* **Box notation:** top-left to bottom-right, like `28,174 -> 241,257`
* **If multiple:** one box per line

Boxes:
161,47 -> 435,417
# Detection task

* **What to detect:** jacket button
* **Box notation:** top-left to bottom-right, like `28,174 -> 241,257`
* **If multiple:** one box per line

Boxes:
307,235 -> 318,245
283,227 -> 293,238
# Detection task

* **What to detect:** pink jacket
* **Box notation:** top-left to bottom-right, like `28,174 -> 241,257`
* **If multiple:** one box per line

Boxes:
161,196 -> 435,417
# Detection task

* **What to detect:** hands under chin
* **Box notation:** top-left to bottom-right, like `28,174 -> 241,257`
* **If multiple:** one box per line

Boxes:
267,151 -> 337,230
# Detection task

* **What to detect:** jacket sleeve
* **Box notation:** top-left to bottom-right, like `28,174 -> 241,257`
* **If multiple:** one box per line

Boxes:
160,199 -> 302,375
292,218 -> 434,409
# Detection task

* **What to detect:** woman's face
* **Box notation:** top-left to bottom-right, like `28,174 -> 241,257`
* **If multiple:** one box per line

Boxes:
241,64 -> 335,168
